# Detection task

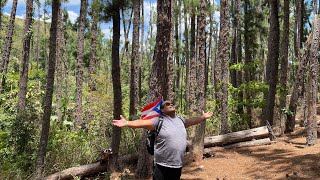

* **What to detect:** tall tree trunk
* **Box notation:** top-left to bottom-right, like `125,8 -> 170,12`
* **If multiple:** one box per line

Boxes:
294,0 -> 302,58
36,1 -> 41,69
75,0 -> 88,129
189,6 -> 197,115
218,0 -> 230,134
306,5 -> 319,146
139,0 -> 144,104
35,0 -> 60,177
136,0 -> 173,178
262,0 -> 280,127
184,0 -> 189,112
244,0 -> 252,128
55,4 -> 63,125
174,0 -> 180,93
17,0 -> 33,113
89,0 -> 99,92
278,0 -> 290,135
167,0 -> 175,100
110,0 -> 122,170
43,2 -> 48,70
235,0 -> 243,114
230,0 -> 237,87
129,0 -> 140,117
190,0 -> 207,162
0,0 -> 18,93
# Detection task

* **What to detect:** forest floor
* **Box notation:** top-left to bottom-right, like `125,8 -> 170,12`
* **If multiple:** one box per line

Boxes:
114,126 -> 320,180
180,127 -> 320,180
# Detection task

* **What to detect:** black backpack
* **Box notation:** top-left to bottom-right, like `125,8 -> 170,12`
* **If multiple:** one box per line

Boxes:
146,117 -> 163,155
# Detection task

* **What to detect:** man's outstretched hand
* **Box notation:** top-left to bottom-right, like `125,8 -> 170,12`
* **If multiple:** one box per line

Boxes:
113,115 -> 127,128
202,111 -> 213,120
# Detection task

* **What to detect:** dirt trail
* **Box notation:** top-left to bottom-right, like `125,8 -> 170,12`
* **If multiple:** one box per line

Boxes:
181,127 -> 320,180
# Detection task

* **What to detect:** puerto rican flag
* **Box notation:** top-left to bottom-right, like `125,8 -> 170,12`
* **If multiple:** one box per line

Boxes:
140,98 -> 163,120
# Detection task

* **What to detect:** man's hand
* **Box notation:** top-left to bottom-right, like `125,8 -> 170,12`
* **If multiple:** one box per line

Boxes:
201,111 -> 213,120
113,115 -> 127,128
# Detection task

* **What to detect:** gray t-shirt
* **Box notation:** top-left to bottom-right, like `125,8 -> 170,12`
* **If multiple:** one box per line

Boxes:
151,115 -> 187,168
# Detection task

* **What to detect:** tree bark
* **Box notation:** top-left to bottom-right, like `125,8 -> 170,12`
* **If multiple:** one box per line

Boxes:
186,126 -> 270,148
188,6 -> 197,116
218,0 -> 230,134
36,1 -> 41,69
75,0 -> 88,129
136,0 -> 173,177
286,34 -> 312,133
278,0 -> 290,135
35,0 -> 60,177
17,0 -> 33,112
263,0 -> 280,126
0,0 -> 18,93
184,0 -> 190,112
129,0 -> 140,117
55,4 -> 63,125
306,12 -> 319,146
190,0 -> 207,162
110,0 -> 122,170
88,0 -> 99,92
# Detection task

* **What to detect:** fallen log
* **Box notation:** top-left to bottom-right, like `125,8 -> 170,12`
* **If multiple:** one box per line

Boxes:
222,137 -> 272,149
187,126 -> 270,148
44,162 -> 108,180
44,153 -> 138,180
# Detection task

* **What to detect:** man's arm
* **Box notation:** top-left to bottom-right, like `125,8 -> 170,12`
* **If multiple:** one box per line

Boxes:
113,115 -> 155,131
185,111 -> 213,128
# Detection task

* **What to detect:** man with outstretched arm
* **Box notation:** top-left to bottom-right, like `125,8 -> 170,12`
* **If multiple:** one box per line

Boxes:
113,100 -> 213,180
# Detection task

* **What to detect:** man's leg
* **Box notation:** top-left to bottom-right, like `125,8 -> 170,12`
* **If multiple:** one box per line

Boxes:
167,167 -> 182,180
152,164 -> 166,180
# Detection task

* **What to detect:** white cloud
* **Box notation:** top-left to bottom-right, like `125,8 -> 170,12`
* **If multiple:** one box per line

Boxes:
102,28 -> 112,39
67,10 -> 79,24
65,0 -> 81,6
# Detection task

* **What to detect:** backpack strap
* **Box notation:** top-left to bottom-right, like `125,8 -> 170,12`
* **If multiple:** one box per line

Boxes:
156,116 -> 163,136
177,115 -> 186,126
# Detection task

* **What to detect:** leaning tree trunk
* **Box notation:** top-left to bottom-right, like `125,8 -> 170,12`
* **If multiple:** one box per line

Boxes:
135,0 -> 173,178
285,34 -> 312,133
306,9 -> 319,146
35,0 -> 60,178
129,0 -> 140,117
110,0 -> 122,171
262,0 -> 280,127
17,0 -> 33,113
0,0 -> 18,93
190,0 -> 207,162
75,0 -> 88,129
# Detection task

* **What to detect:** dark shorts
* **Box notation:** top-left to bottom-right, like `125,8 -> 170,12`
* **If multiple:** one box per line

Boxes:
152,163 -> 182,180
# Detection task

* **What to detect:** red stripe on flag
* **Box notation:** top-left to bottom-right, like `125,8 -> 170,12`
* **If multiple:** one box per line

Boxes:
140,98 -> 162,112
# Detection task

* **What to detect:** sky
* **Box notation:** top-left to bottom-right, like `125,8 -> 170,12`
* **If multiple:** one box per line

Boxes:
3,0 -> 220,41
